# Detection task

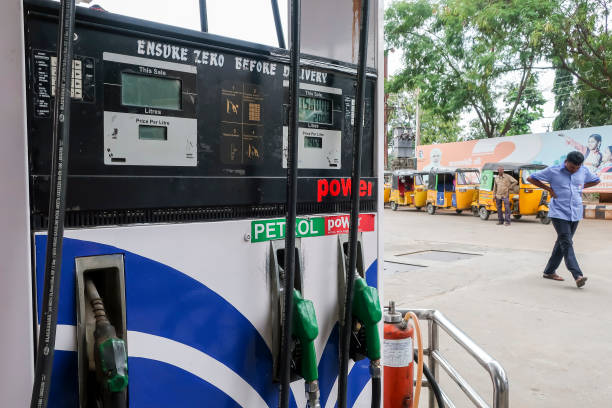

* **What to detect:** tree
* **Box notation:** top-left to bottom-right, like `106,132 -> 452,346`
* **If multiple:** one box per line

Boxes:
552,68 -> 575,130
543,1 -> 612,129
385,89 -> 461,144
385,0 -> 551,139
503,73 -> 546,135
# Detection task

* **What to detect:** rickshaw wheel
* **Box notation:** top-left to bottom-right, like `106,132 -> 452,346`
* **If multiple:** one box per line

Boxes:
390,202 -> 398,211
415,206 -> 422,211
540,212 -> 551,224
427,203 -> 436,215
478,206 -> 490,220
455,209 -> 463,214
513,214 -> 522,220
472,207 -> 479,217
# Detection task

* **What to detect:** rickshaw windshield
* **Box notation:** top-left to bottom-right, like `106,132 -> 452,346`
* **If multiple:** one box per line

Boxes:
414,174 -> 423,185
521,169 -> 540,184
457,171 -> 480,185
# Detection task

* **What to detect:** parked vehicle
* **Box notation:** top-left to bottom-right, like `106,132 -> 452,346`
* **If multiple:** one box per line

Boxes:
384,170 -> 392,205
389,170 -> 428,211
426,167 -> 480,215
476,162 -> 551,224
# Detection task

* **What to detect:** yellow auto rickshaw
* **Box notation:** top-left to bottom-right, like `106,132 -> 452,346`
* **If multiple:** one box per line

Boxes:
426,167 -> 480,214
384,170 -> 392,205
475,162 -> 551,224
389,170 -> 428,211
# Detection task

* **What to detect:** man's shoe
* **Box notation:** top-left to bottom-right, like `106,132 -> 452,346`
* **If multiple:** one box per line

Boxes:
543,273 -> 564,281
505,222 -> 510,226
576,276 -> 588,288
497,221 -> 503,225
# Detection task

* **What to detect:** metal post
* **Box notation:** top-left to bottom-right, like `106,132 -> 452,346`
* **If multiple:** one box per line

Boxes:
429,319 -> 439,408
271,0 -> 286,49
198,0 -> 208,32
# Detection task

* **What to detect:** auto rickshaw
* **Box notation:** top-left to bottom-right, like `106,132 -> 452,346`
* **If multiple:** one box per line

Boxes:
384,170 -> 392,205
426,167 -> 480,214
475,162 -> 551,224
389,170 -> 428,211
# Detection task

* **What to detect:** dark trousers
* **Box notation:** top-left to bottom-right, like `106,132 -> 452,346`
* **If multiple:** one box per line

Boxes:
496,197 -> 511,223
543,218 -> 583,280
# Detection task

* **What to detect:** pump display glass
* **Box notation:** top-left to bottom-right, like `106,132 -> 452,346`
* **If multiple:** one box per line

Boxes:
299,96 -> 332,124
304,136 -> 323,149
121,73 -> 181,110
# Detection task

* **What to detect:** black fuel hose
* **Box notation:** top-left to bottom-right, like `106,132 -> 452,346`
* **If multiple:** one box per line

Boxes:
279,0 -> 301,407
371,376 -> 381,408
414,351 -> 445,408
337,0 -> 370,407
30,1 -> 75,408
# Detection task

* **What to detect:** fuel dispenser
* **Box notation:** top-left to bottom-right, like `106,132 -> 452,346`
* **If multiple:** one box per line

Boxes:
0,0 -> 384,407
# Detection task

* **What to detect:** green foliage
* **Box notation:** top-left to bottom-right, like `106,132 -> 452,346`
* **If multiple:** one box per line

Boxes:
385,0 -> 551,139
419,109 -> 462,144
541,1 -> 612,129
385,89 -> 461,144
504,74 -> 546,135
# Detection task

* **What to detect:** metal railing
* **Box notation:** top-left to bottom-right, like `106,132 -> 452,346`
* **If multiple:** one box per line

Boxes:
397,309 -> 509,408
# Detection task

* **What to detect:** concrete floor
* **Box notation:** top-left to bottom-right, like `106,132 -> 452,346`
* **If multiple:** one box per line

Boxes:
383,207 -> 612,407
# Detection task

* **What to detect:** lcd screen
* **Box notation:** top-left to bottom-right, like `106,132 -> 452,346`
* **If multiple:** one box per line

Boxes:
139,125 -> 167,141
298,96 -> 332,124
304,136 -> 323,148
122,73 -> 181,110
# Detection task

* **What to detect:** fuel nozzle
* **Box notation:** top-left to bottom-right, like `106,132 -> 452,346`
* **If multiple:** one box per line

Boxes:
85,280 -> 128,396
351,277 -> 382,361
291,289 -> 320,408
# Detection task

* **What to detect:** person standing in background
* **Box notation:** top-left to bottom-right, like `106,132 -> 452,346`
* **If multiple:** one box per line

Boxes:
493,166 -> 518,226
528,151 -> 600,288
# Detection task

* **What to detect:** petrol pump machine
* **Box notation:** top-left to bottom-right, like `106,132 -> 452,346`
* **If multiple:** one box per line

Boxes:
0,0 -> 384,407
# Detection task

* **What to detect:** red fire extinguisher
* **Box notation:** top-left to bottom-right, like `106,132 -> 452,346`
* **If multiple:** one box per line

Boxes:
383,301 -> 414,408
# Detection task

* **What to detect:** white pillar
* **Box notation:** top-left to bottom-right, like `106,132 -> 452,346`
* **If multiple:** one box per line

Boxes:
0,0 -> 35,406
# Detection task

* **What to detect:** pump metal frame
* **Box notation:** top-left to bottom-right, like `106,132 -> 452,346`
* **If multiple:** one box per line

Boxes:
398,309 -> 509,408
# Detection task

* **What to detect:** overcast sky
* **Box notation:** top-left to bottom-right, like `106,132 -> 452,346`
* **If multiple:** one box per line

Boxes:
78,0 -> 554,135
78,0 -> 287,47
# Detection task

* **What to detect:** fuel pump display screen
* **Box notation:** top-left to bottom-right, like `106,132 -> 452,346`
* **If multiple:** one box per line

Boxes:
139,125 -> 168,141
304,136 -> 323,148
299,96 -> 332,124
121,73 -> 181,110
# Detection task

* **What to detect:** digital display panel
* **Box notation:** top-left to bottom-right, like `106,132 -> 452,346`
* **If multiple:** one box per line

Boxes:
304,136 -> 323,149
139,125 -> 167,141
299,96 -> 332,124
122,73 -> 181,110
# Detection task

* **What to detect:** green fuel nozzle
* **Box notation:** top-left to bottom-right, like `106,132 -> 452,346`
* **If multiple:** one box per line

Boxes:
86,280 -> 129,394
291,289 -> 319,382
351,277 -> 382,361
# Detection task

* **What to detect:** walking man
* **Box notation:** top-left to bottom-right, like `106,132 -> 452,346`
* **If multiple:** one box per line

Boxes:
528,151 -> 600,288
493,166 -> 518,226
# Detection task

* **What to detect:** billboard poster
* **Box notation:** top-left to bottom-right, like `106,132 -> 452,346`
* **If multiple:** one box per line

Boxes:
416,125 -> 612,192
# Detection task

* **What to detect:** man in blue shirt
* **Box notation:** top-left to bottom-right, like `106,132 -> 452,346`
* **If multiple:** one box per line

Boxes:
527,151 -> 600,288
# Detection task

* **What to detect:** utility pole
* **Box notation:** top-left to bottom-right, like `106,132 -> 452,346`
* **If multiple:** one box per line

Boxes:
383,51 -> 389,169
415,88 -> 421,148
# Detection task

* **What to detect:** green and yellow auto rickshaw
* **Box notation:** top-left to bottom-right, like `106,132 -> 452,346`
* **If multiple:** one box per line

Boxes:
475,162 -> 551,224
389,170 -> 428,211
426,167 -> 480,215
